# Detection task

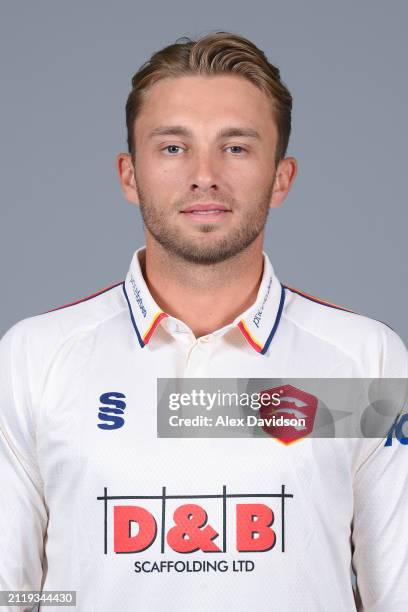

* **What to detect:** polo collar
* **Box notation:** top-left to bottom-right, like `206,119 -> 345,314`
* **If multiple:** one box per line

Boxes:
122,247 -> 169,348
123,247 -> 285,354
235,254 -> 286,354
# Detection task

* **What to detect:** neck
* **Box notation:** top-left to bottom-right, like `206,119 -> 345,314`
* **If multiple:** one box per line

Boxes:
141,234 -> 265,338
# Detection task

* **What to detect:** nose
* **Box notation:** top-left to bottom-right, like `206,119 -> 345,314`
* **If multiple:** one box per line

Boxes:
189,148 -> 220,193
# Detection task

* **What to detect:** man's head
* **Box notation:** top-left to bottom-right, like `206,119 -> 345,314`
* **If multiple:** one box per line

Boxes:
117,31 -> 297,265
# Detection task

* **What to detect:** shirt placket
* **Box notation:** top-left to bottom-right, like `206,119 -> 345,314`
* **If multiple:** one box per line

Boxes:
183,335 -> 215,377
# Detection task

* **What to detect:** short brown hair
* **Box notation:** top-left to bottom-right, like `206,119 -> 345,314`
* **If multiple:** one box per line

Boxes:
126,31 -> 292,165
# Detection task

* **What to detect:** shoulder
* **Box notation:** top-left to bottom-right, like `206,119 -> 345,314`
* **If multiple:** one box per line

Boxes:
0,280 -> 127,377
0,280 -> 128,432
282,284 -> 407,377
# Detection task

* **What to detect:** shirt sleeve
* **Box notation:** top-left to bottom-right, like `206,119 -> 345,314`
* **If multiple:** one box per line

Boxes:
0,321 -> 48,607
351,327 -> 408,611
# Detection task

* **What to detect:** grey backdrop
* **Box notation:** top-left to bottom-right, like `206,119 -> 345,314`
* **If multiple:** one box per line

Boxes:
1,1 -> 407,343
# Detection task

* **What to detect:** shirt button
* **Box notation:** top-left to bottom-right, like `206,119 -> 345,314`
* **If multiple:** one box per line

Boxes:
199,336 -> 212,343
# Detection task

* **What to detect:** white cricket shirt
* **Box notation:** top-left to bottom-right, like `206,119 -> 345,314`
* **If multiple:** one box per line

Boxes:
0,247 -> 407,611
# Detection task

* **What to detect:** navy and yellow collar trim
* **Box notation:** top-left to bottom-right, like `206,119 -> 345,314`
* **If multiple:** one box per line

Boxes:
123,250 -> 168,348
237,284 -> 285,354
123,247 -> 285,354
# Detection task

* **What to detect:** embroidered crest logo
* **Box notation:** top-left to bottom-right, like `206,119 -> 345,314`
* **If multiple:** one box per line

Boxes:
259,384 -> 317,444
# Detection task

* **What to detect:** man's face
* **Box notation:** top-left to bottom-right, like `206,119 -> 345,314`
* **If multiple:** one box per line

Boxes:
124,74 -> 289,264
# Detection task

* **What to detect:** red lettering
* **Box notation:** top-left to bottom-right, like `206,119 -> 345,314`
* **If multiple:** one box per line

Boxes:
167,503 -> 221,552
114,506 -> 157,553
236,503 -> 276,552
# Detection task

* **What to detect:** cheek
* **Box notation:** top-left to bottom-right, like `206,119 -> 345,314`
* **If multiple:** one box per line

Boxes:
140,156 -> 180,184
136,162 -> 186,205
229,165 -> 265,191
136,161 -> 167,196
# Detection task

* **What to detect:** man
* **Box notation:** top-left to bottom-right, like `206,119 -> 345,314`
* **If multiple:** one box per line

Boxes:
0,31 -> 407,611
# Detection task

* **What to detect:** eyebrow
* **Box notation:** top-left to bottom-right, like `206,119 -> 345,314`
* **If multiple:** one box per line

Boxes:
148,125 -> 261,140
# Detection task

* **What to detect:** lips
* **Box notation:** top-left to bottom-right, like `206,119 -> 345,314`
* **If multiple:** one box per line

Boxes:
181,203 -> 231,213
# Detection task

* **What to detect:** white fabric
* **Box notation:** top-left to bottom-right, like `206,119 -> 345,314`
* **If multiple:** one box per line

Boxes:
0,247 -> 407,611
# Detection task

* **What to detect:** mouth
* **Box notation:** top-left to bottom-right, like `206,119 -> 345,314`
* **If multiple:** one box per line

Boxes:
180,202 -> 232,222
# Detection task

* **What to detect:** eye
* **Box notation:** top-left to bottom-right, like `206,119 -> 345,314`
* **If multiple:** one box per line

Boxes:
226,145 -> 247,155
162,145 -> 183,155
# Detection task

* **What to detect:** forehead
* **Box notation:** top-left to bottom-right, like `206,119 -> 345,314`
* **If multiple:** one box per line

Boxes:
136,74 -> 276,135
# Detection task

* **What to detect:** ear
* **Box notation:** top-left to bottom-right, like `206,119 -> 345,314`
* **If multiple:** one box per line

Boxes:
116,152 -> 140,205
269,156 -> 297,209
